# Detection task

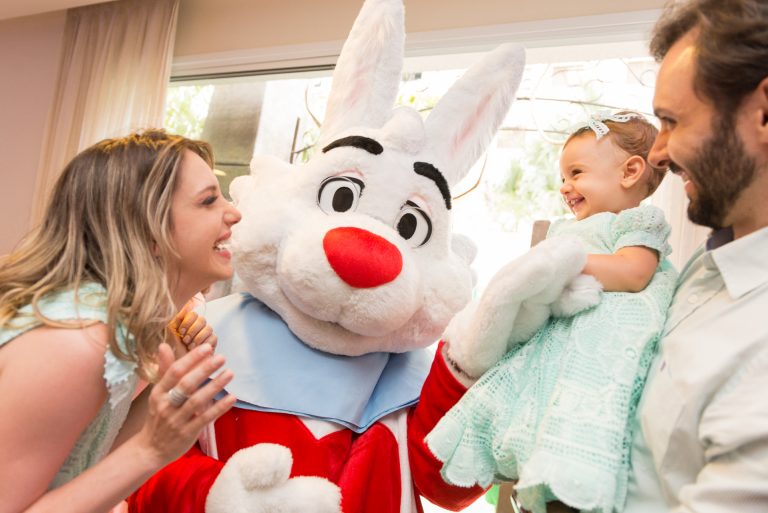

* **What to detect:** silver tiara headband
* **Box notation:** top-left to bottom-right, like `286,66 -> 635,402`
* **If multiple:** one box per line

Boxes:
581,112 -> 643,140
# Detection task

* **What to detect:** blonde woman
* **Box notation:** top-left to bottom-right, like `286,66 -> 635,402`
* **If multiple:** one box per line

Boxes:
0,130 -> 241,512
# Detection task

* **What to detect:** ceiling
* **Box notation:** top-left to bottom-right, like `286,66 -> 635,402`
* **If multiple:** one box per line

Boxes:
0,0 -> 115,21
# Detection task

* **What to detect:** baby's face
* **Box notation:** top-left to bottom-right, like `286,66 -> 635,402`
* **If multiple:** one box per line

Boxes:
559,134 -> 637,220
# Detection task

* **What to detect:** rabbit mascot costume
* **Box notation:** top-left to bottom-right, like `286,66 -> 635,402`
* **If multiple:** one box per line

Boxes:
128,0 -> 536,511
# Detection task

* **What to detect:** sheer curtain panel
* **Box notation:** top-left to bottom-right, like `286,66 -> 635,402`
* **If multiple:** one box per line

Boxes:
32,0 -> 180,224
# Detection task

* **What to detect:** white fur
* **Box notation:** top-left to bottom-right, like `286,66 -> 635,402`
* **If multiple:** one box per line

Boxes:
552,273 -> 604,317
445,235 -> 603,378
424,43 -> 525,186
206,445 -> 342,513
319,0 -> 404,146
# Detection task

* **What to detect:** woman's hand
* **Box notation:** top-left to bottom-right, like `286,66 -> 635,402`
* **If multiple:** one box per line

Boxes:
133,343 -> 235,467
3,339 -> 236,513
168,295 -> 217,352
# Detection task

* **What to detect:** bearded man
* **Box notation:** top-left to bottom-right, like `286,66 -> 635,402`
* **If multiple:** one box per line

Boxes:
623,1 -> 768,511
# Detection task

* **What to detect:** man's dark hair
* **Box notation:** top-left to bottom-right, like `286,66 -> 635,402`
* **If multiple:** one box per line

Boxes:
650,0 -> 768,118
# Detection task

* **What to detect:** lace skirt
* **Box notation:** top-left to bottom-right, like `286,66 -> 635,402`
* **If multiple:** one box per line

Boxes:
426,267 -> 676,513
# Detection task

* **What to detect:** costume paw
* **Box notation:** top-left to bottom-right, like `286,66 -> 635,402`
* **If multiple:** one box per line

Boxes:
551,273 -> 603,317
205,444 -> 342,513
445,235 -> 589,378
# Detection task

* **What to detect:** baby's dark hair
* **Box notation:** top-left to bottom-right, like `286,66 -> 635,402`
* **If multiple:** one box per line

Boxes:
566,111 -> 667,196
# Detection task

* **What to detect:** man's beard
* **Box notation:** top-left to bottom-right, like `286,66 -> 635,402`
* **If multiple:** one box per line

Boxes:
676,116 -> 757,230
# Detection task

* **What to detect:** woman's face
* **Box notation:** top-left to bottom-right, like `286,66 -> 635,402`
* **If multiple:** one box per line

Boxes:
167,150 -> 241,300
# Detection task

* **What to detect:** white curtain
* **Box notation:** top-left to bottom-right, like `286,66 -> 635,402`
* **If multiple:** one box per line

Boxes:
31,0 -> 180,224
651,172 -> 710,270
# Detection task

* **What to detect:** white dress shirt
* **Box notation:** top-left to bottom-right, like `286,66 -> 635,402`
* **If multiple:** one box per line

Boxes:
624,226 -> 768,513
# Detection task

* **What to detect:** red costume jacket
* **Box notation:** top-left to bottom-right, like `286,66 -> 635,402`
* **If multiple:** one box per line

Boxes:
128,345 -> 485,513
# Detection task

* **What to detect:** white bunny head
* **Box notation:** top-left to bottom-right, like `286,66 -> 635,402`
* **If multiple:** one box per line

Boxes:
229,0 -> 525,356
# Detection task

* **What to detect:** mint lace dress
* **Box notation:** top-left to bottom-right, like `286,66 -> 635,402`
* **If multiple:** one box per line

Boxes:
426,205 -> 678,513
0,283 -> 138,489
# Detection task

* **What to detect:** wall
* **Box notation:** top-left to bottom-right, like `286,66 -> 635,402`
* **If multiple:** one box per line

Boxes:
0,0 -> 114,21
174,0 -> 666,57
0,11 -> 66,254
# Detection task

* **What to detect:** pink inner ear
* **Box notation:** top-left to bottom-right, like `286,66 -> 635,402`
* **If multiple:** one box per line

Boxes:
326,77 -> 365,131
451,93 -> 492,156
325,42 -> 379,135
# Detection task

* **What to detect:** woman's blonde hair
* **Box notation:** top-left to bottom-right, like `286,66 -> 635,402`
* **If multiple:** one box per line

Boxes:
0,129 -> 213,380
565,111 -> 667,196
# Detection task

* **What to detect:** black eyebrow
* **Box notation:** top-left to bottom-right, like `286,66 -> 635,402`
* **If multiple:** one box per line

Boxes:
322,136 -> 383,155
414,162 -> 451,210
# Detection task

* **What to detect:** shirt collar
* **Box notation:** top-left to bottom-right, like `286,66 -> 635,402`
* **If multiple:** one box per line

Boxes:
707,226 -> 768,299
705,226 -> 733,251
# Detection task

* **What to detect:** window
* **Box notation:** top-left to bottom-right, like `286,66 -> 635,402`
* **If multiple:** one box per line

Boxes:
165,42 -> 657,294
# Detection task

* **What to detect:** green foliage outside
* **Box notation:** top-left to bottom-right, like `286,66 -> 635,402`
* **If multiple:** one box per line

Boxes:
164,85 -> 214,139
489,134 -> 568,227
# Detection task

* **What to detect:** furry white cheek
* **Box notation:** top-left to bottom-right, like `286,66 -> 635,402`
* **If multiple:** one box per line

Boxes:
425,260 -> 474,318
334,268 -> 421,336
274,227 -> 423,335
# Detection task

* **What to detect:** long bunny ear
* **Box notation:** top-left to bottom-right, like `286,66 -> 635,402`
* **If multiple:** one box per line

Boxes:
318,0 -> 404,147
424,44 -> 525,187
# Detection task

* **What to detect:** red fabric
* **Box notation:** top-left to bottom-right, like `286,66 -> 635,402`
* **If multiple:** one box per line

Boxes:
323,227 -> 403,288
217,411 -> 403,513
408,342 -> 487,510
128,344 -> 485,513
215,410 -> 354,481
337,422 -> 401,513
127,445 -> 222,513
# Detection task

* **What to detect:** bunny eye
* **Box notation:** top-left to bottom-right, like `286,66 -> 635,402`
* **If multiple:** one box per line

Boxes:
317,176 -> 364,214
395,203 -> 432,247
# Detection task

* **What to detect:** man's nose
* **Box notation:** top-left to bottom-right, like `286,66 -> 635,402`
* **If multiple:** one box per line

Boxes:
648,132 -> 670,169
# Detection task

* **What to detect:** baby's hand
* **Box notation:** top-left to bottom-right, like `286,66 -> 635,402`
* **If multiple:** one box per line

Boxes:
169,294 -> 217,353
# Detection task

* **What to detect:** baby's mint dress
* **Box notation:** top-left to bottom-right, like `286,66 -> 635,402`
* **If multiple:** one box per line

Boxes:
426,205 -> 678,513
0,283 -> 138,489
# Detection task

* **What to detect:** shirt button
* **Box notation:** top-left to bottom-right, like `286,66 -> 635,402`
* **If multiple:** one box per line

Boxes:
688,294 -> 699,304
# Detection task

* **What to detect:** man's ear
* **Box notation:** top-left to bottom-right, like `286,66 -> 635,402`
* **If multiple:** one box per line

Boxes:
620,155 -> 647,189
755,76 -> 768,145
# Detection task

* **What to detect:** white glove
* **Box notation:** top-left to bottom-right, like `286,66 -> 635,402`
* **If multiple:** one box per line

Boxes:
445,235 -> 602,379
206,444 -> 342,513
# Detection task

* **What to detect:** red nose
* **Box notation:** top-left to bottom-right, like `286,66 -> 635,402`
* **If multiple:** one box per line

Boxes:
323,227 -> 403,288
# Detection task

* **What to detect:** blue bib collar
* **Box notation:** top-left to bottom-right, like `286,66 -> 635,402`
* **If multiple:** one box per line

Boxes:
203,293 -> 433,433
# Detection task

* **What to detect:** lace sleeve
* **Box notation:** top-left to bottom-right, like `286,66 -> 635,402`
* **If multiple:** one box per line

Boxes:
103,330 -> 138,410
612,205 -> 672,260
